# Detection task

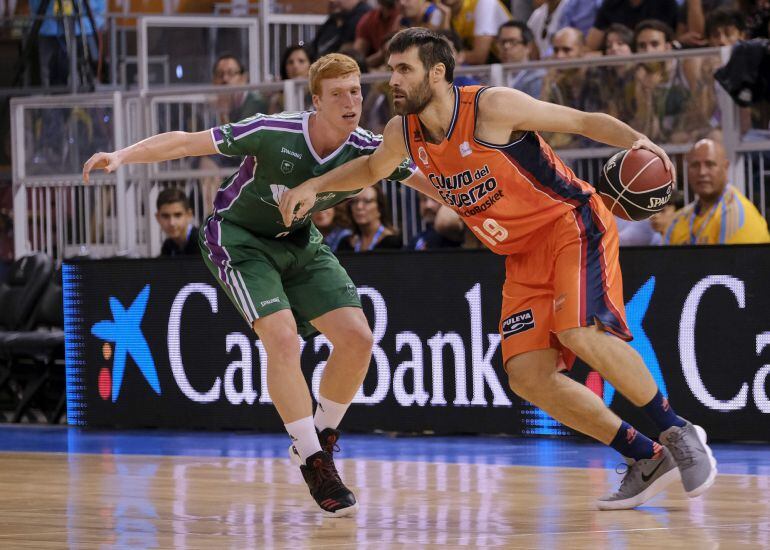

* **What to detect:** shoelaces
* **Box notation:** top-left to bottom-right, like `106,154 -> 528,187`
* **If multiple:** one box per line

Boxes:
309,457 -> 343,490
665,431 -> 695,468
324,433 -> 341,454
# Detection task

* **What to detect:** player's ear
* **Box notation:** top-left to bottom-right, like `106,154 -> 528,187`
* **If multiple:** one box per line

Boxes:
432,63 -> 446,83
312,93 -> 321,111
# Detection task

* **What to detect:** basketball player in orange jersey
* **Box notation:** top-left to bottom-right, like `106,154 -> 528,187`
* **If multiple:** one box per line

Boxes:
280,28 -> 717,510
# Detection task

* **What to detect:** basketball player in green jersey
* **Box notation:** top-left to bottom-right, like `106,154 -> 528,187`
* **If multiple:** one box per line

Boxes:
83,53 -> 434,517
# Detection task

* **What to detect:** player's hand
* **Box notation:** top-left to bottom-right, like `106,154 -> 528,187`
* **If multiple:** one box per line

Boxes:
631,138 -> 676,179
279,180 -> 320,227
83,151 -> 122,183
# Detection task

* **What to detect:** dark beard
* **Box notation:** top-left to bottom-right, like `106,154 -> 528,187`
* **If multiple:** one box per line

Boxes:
393,75 -> 433,115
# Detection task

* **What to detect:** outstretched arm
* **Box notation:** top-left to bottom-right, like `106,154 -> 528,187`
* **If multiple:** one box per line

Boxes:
82,130 -> 217,183
479,87 -> 675,176
400,169 -> 442,203
279,116 -> 409,226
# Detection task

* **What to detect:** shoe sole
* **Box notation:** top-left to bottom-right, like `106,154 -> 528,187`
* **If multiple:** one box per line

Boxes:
685,425 -> 718,498
596,466 -> 681,511
321,501 -> 358,518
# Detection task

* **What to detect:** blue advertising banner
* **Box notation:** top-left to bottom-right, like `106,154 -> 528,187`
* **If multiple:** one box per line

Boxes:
63,245 -> 770,441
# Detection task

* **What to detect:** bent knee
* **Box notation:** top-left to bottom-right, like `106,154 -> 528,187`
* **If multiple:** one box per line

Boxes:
505,364 -> 541,398
504,350 -> 559,399
253,316 -> 300,361
556,326 -> 589,352
333,321 -> 374,356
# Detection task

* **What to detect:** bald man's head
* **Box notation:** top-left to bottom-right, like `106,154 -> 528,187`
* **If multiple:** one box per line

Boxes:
552,27 -> 584,59
687,139 -> 729,205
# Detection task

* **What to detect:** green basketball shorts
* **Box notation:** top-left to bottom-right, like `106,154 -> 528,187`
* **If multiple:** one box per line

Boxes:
199,214 -> 361,338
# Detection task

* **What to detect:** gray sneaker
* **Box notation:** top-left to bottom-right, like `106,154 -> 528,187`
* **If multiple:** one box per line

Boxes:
659,420 -> 717,497
596,447 -> 681,510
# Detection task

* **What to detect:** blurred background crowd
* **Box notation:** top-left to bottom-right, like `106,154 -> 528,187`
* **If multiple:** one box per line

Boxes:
1,0 -> 769,271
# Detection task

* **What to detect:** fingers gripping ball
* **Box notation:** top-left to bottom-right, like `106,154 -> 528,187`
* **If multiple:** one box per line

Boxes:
597,148 -> 673,221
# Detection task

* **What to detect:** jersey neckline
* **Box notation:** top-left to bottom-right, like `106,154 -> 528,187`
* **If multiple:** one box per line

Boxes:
301,111 -> 352,165
414,85 -> 460,150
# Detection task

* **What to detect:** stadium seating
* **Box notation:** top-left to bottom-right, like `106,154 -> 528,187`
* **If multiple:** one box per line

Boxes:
0,253 -> 53,332
0,254 -> 65,423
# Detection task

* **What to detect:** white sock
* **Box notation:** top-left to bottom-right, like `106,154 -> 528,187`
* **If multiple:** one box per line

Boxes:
285,416 -> 322,463
314,395 -> 350,431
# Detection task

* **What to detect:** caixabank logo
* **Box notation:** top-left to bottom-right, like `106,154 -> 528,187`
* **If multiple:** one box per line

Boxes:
63,251 -> 770,438
90,285 -> 161,402
81,277 -> 667,421
80,275 -> 669,434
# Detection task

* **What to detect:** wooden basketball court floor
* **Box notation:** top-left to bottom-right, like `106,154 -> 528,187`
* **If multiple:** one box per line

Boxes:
0,426 -> 768,549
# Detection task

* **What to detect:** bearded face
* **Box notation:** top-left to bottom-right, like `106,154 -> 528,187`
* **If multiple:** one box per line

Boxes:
392,72 -> 434,115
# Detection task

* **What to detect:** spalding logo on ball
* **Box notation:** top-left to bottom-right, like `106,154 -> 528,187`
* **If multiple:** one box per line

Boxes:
596,148 -> 674,221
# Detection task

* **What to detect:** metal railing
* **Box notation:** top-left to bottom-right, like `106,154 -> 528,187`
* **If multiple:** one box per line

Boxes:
136,16 -> 260,91
11,91 -> 128,259
10,47 -> 770,262
260,11 -> 326,81
3,8 -> 325,91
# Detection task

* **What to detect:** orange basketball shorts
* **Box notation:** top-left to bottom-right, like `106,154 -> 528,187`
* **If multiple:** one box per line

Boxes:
499,194 -> 632,368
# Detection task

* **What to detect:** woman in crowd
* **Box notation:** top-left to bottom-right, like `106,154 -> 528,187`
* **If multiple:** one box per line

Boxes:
269,44 -> 314,113
338,186 -> 402,251
280,44 -> 313,80
580,23 -> 636,122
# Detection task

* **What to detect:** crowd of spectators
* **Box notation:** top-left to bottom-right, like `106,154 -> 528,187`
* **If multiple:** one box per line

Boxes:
279,0 -> 769,149
7,0 -> 770,260
289,0 -> 770,252
155,0 -> 769,256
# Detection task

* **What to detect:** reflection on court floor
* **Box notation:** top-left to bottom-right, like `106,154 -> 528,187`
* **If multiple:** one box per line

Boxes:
0,426 -> 767,548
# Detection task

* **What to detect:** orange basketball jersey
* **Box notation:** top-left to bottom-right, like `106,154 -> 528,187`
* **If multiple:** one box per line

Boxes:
403,86 -> 596,255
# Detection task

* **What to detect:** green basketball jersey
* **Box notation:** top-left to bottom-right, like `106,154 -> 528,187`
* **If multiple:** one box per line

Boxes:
210,111 -> 415,237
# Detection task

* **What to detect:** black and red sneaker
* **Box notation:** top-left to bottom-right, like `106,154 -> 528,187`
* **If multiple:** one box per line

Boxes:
300,450 -> 358,517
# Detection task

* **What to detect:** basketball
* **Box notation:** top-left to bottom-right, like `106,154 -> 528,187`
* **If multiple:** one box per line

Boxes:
596,148 -> 674,221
